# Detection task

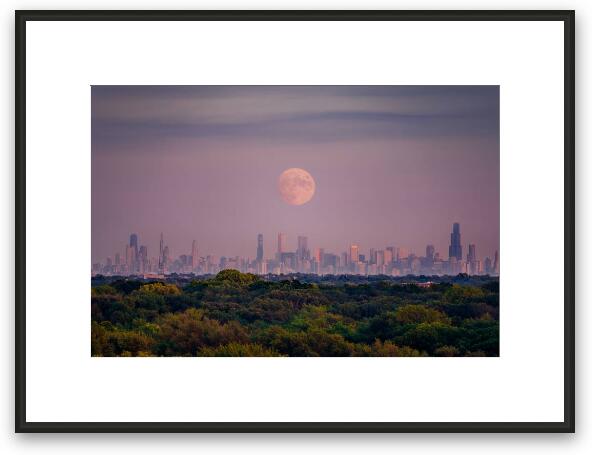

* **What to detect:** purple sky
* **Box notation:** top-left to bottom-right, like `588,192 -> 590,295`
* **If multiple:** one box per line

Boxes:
92,86 -> 499,263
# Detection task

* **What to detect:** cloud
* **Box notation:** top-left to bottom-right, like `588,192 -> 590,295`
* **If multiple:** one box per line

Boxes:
91,86 -> 499,147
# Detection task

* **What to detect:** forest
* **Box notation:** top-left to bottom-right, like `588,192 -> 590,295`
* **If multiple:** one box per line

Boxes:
91,270 -> 499,357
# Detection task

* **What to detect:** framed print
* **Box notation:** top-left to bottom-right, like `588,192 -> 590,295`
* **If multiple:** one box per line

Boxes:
15,10 -> 575,432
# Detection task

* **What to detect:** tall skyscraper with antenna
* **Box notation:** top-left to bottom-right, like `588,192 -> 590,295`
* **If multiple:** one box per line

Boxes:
158,232 -> 164,272
191,240 -> 198,271
448,222 -> 463,261
129,233 -> 138,272
256,234 -> 264,262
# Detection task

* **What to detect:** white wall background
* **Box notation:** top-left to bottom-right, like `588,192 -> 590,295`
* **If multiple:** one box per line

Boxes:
0,0 -> 587,453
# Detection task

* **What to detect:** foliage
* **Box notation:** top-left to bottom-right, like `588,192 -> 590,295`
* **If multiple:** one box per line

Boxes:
198,343 -> 283,357
394,304 -> 450,324
91,271 -> 499,357
135,282 -> 181,296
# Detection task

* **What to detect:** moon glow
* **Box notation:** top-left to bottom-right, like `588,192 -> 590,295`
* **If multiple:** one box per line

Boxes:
278,168 -> 316,206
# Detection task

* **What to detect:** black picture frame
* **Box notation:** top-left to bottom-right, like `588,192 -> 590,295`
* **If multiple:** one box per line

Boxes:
15,9 -> 575,433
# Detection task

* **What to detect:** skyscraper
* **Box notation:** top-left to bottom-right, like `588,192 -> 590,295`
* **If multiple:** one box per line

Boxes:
448,222 -> 463,260
163,246 -> 170,267
297,236 -> 309,260
385,246 -> 396,264
467,244 -> 476,262
256,234 -> 263,262
484,257 -> 492,274
277,233 -> 287,255
138,245 -> 148,273
125,245 -> 134,272
191,240 -> 198,270
397,247 -> 409,261
158,232 -> 165,272
426,244 -> 435,260
376,249 -> 384,267
350,244 -> 359,263
467,244 -> 478,275
129,233 -> 138,272
384,248 -> 393,265
493,250 -> 500,275
313,248 -> 324,274
129,233 -> 138,250
341,252 -> 349,268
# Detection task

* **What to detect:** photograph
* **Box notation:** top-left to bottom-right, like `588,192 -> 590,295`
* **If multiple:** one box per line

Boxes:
91,85 -> 500,357
15,8 -> 574,434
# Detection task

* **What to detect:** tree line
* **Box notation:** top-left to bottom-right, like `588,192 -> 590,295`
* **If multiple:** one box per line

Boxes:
91,269 -> 499,357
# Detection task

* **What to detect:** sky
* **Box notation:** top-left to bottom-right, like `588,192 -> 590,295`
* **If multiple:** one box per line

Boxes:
91,85 -> 499,263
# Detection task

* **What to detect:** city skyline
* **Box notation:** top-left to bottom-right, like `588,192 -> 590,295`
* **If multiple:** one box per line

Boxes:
93,222 -> 494,265
92,86 -> 499,265
92,222 -> 499,277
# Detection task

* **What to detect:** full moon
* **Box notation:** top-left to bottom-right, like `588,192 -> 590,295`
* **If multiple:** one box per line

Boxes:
278,168 -> 316,206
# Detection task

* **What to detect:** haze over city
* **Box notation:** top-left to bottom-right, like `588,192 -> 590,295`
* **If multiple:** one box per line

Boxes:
92,85 -> 499,272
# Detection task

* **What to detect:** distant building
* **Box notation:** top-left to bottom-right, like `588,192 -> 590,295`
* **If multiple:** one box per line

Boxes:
191,240 -> 198,270
129,233 -> 138,272
350,244 -> 359,263
398,247 -> 409,261
448,256 -> 460,274
467,244 -> 476,262
297,236 -> 309,260
313,247 -> 324,264
257,260 -> 267,274
143,273 -> 165,280
484,257 -> 492,274
158,232 -> 165,272
138,245 -> 148,273
322,253 -> 338,270
376,250 -> 385,267
277,233 -> 287,257
385,246 -> 396,264
162,246 -> 170,269
279,252 -> 296,271
467,243 -> 479,275
448,222 -> 463,261
384,248 -> 393,265
256,234 -> 264,262
369,248 -> 377,264
341,252 -> 348,268
493,250 -> 500,275
125,245 -> 134,271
